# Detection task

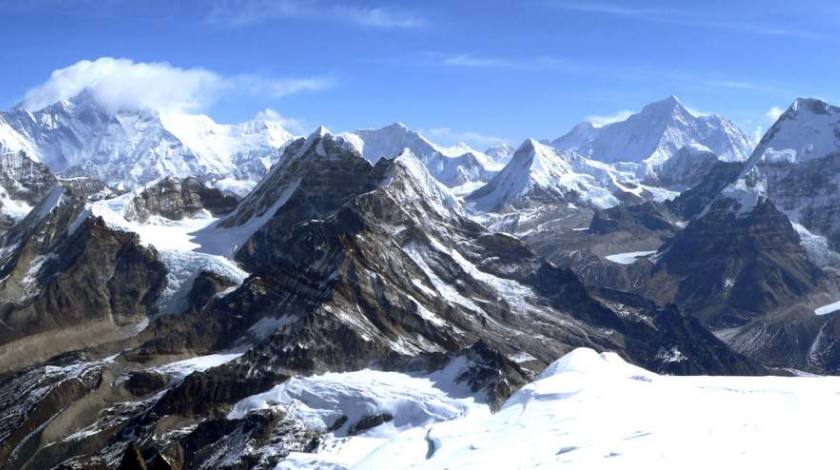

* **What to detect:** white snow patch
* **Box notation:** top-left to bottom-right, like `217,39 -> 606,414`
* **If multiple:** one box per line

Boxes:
154,351 -> 245,379
604,250 -> 657,265
815,300 -> 840,316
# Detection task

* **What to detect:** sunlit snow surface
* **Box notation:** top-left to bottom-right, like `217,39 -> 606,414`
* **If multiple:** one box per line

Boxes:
276,348 -> 840,469
604,250 -> 656,265
815,300 -> 840,316
89,192 -> 247,313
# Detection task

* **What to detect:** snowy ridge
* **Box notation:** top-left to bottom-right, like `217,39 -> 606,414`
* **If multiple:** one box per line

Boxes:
552,96 -> 753,166
341,123 -> 500,188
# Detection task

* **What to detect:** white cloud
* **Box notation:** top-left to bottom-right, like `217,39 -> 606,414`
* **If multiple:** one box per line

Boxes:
421,127 -> 509,149
22,57 -> 333,114
23,58 -> 223,113
443,55 -> 519,68
253,108 -> 309,134
586,110 -> 634,127
265,77 -> 335,97
205,0 -> 424,29
752,126 -> 765,146
765,106 -> 784,123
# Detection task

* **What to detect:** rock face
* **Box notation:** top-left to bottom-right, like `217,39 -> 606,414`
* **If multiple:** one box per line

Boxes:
588,202 -> 679,236
650,198 -> 823,326
723,98 -> 840,251
666,160 -> 744,219
653,143 -> 720,189
552,96 -> 753,166
0,151 -> 58,231
0,185 -> 166,372
127,176 -> 239,222
643,194 -> 840,370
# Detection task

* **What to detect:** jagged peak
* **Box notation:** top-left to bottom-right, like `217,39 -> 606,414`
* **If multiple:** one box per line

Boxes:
311,125 -> 331,138
384,121 -> 410,131
640,95 -> 688,116
378,147 -> 465,219
788,97 -> 839,116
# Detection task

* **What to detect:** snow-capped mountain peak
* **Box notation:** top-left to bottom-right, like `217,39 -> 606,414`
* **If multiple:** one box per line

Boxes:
748,97 -> 840,168
0,89 -> 297,194
484,143 -> 515,165
467,138 -> 619,211
552,96 -> 753,166
341,122 -> 500,189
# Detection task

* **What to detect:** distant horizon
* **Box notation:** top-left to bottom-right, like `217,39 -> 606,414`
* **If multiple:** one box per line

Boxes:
2,1 -> 838,148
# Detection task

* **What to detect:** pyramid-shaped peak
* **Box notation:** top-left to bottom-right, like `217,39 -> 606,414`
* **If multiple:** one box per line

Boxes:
640,95 -> 688,115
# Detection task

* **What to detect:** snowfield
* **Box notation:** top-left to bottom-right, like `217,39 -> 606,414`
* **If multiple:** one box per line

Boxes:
89,191 -> 248,314
273,348 -> 840,469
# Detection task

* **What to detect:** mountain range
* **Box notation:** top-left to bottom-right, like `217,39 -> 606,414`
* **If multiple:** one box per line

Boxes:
2,90 -> 840,469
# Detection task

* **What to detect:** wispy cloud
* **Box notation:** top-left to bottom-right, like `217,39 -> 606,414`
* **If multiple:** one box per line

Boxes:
550,1 -> 826,39
586,110 -> 633,127
765,106 -> 785,122
235,75 -> 336,98
441,54 -> 572,71
434,52 -> 779,94
252,108 -> 310,134
22,57 -> 334,114
421,127 -> 509,149
205,0 -> 425,29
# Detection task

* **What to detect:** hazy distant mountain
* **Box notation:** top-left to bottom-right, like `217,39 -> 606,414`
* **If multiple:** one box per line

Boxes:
0,89 -> 294,193
552,96 -> 753,166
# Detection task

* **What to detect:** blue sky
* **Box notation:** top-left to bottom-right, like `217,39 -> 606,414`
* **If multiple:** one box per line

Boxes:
1,0 -> 838,148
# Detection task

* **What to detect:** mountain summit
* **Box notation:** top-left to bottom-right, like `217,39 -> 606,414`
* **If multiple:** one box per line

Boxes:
552,96 -> 753,166
467,138 -> 618,211
0,89 -> 295,193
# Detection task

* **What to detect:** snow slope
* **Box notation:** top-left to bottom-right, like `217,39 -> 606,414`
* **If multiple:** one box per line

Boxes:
89,191 -> 247,314
285,347 -> 840,469
552,96 -> 753,166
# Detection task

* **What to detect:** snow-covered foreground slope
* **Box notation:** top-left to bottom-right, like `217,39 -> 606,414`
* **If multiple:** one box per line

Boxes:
279,348 -> 840,469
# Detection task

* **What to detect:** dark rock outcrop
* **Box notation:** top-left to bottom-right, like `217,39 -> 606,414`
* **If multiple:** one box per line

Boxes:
666,160 -> 744,219
127,176 -> 239,222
